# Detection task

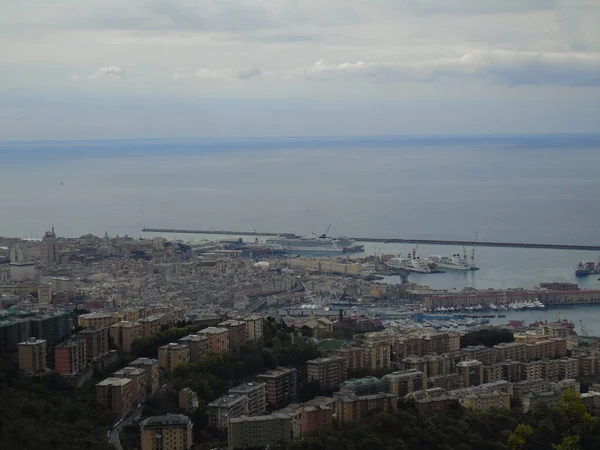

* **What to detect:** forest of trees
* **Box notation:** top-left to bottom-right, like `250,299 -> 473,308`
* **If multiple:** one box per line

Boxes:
0,359 -> 113,450
460,328 -> 515,348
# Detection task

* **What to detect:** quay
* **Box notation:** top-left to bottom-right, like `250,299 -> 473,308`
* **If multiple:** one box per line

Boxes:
141,228 -> 600,251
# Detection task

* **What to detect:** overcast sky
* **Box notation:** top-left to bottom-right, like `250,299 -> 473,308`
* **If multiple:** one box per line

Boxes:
1,0 -> 599,140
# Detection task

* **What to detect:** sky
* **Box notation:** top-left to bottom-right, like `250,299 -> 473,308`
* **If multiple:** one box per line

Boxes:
1,0 -> 599,140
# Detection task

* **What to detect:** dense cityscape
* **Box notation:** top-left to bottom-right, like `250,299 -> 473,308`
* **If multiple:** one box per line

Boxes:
2,228 -> 600,449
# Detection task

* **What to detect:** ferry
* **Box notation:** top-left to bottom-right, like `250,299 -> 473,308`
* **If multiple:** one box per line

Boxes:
265,233 -> 364,253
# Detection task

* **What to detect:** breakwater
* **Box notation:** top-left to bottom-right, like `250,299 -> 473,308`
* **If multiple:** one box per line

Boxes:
141,228 -> 600,251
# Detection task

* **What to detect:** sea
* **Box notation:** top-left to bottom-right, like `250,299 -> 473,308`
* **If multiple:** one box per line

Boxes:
1,133 -> 600,300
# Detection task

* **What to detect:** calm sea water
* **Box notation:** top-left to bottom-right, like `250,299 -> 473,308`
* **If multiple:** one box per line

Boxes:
1,134 -> 600,291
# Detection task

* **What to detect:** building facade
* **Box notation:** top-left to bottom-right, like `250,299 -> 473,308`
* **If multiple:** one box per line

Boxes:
18,337 -> 47,375
54,338 -> 87,376
158,343 -> 190,372
307,356 -> 348,390
258,367 -> 298,407
140,414 -> 193,450
228,413 -> 293,450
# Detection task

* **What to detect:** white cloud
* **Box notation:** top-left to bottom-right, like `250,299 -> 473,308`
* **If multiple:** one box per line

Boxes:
89,66 -> 125,80
172,69 -> 187,80
195,68 -> 222,79
295,51 -> 600,86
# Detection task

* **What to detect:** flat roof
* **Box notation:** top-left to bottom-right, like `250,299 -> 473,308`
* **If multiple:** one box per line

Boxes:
141,414 -> 191,427
96,377 -> 131,387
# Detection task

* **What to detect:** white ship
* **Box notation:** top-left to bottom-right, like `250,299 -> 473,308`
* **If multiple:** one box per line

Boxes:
386,255 -> 432,273
429,249 -> 479,271
265,233 -> 364,253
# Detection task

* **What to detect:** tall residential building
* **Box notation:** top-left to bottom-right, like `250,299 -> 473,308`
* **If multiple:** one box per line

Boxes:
178,388 -> 199,412
457,360 -> 484,387
228,413 -> 293,450
228,382 -> 267,417
246,315 -> 264,342
258,367 -> 298,407
177,334 -> 209,361
40,226 -> 59,267
139,315 -> 164,338
37,283 -> 52,305
18,338 -> 47,375
0,319 -> 31,353
461,391 -> 511,412
279,403 -> 333,439
198,327 -> 230,353
219,320 -> 249,350
77,327 -> 109,360
336,393 -> 398,424
29,311 -> 70,346
339,377 -> 385,397
130,358 -> 160,395
114,367 -> 148,405
493,342 -> 527,363
110,321 -> 143,353
158,343 -> 190,372
207,393 -> 249,429
10,243 -> 32,263
382,370 -> 425,397
9,262 -> 36,281
307,356 -> 348,390
363,341 -> 391,370
79,312 -> 118,330
336,346 -> 366,371
140,414 -> 193,450
96,377 -> 134,417
54,338 -> 86,376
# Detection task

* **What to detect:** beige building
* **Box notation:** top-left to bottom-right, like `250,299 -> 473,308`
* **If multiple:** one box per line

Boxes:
110,321 -> 143,353
307,356 -> 348,390
228,413 -> 293,450
158,343 -> 190,372
229,382 -> 267,417
96,377 -> 134,417
363,340 -> 391,370
139,315 -> 164,338
78,312 -> 118,329
54,338 -> 86,376
140,414 -> 193,450
78,326 -> 109,360
130,358 -> 160,395
258,367 -> 298,407
114,367 -> 148,405
178,334 -> 209,361
178,388 -> 199,412
336,346 -> 366,371
492,342 -> 527,363
457,360 -> 484,387
40,227 -> 59,267
461,391 -> 511,412
382,369 -> 425,397
219,320 -> 249,350
207,393 -> 249,429
37,283 -> 52,304
336,393 -> 398,424
246,315 -> 264,342
198,327 -> 230,353
18,337 -> 47,375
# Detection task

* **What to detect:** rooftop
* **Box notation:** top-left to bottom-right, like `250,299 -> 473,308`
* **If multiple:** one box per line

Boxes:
207,393 -> 247,408
178,334 -> 209,342
198,326 -> 229,334
130,357 -> 159,366
229,413 -> 290,424
96,377 -> 132,387
258,367 -> 297,378
229,381 -> 266,393
340,377 -> 382,388
141,414 -> 191,428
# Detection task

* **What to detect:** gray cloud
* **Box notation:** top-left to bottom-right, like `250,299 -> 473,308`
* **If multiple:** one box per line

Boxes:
236,68 -> 262,80
89,66 -> 125,80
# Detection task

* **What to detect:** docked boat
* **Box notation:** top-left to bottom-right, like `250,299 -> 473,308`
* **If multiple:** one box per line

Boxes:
265,233 -> 364,253
429,252 -> 479,271
386,255 -> 432,273
576,261 -> 600,277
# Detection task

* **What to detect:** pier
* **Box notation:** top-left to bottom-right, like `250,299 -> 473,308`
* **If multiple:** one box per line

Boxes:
141,228 -> 600,251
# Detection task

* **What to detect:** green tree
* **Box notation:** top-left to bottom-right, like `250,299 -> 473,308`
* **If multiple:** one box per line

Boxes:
508,424 -> 533,450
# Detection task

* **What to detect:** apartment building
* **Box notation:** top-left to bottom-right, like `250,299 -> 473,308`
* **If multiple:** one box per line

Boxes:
78,312 -> 117,330
219,320 -> 249,350
258,367 -> 298,407
130,358 -> 160,395
427,373 -> 464,391
109,321 -> 143,353
448,380 -> 513,399
336,393 -> 398,424
77,326 -> 109,360
177,334 -> 209,361
228,413 -> 293,450
382,370 -> 425,397
557,357 -> 580,380
158,343 -> 190,372
461,391 -> 511,412
512,379 -> 548,401
422,332 -> 461,355
178,388 -> 199,412
278,403 -> 333,439
0,318 -> 30,353
207,393 -> 249,429
140,414 -> 193,450
198,327 -> 230,353
18,337 -> 47,375
461,345 -> 493,364
139,315 -> 164,338
482,364 -> 504,384
523,391 -> 562,412
228,382 -> 267,417
336,346 -> 366,371
307,356 -> 348,390
501,361 -> 525,382
457,360 -> 484,387
339,376 -> 384,397
54,338 -> 86,376
96,377 -> 134,417
493,342 -> 527,363
114,367 -> 148,404
363,340 -> 391,370
526,340 -> 556,361
246,315 -> 264,342
29,311 -> 71,346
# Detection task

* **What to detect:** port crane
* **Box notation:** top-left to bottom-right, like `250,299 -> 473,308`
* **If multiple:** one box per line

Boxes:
471,232 -> 479,269
580,320 -> 589,336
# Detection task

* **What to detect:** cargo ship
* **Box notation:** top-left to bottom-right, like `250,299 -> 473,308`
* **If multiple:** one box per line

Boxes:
575,261 -> 600,277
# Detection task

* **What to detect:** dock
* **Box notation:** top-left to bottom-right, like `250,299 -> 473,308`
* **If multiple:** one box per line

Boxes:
141,228 -> 600,251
